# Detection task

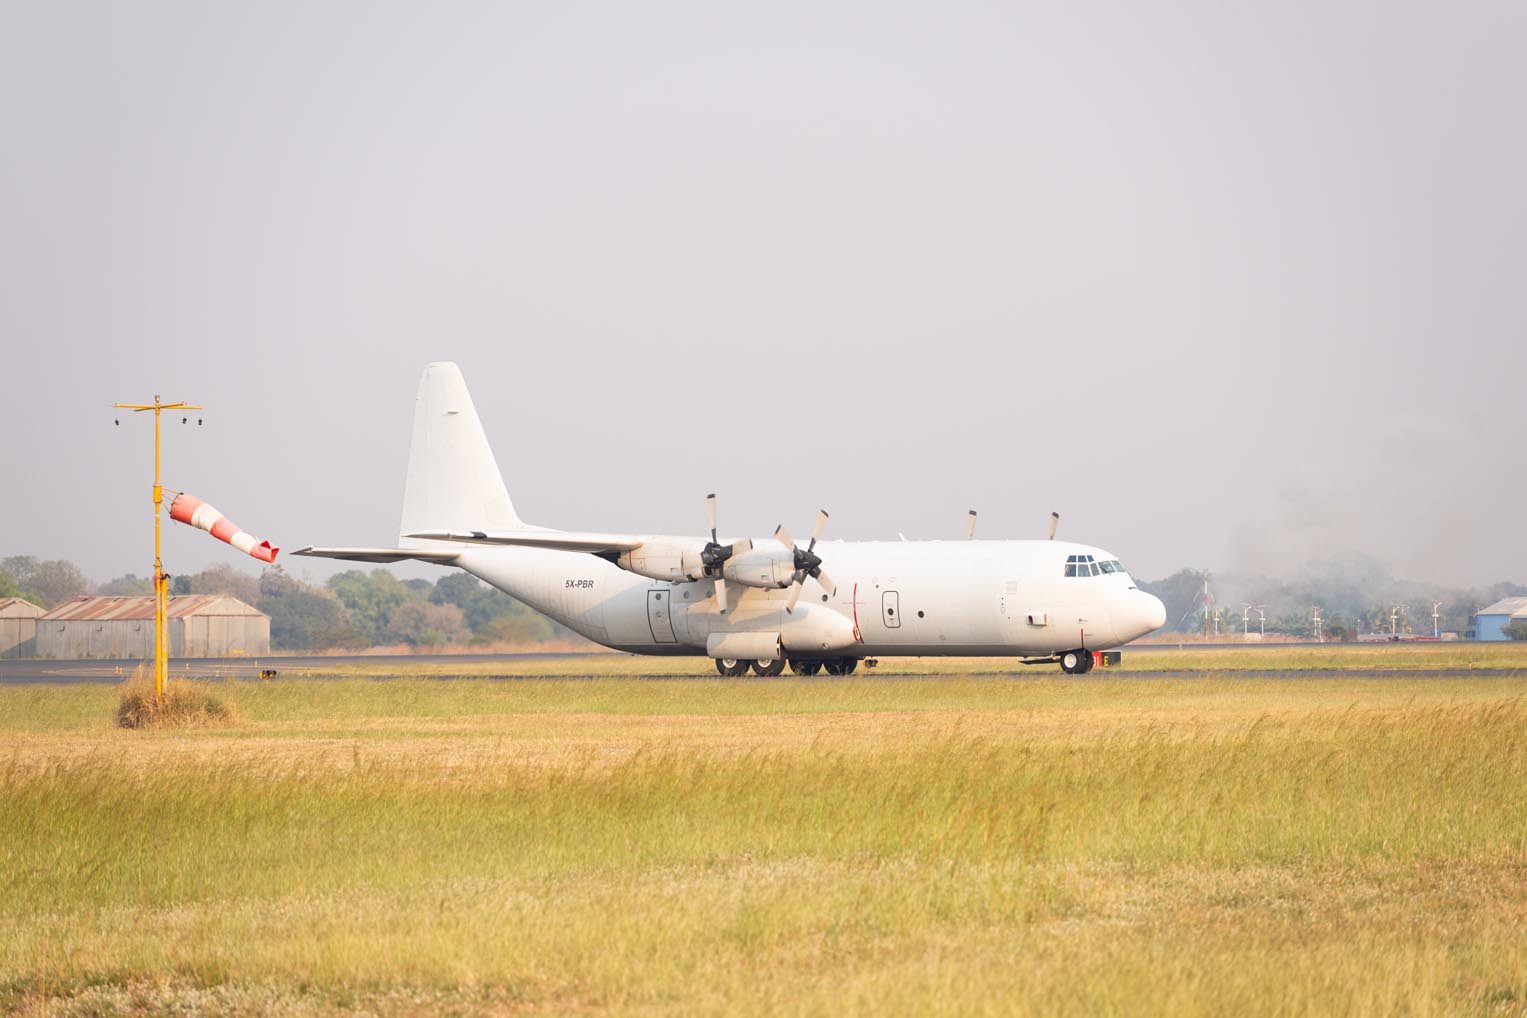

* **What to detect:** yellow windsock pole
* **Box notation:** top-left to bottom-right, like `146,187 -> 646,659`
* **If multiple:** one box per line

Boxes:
113,395 -> 202,702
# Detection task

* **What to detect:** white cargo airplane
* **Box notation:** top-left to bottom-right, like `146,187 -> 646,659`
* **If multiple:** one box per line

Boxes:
295,363 -> 1166,675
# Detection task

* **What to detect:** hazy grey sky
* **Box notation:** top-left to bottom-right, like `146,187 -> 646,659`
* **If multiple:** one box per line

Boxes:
2,1 -> 1522,588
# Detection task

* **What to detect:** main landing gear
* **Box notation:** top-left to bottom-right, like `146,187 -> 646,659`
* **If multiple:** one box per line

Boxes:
713,657 -> 787,677
795,657 -> 857,676
1060,649 -> 1095,675
713,656 -> 859,677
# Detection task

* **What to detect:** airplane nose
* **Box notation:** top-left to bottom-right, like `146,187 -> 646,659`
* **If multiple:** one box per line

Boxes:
1112,590 -> 1167,642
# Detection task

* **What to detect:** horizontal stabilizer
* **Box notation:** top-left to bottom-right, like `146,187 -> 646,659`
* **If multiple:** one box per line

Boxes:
404,530 -> 644,553
291,546 -> 462,564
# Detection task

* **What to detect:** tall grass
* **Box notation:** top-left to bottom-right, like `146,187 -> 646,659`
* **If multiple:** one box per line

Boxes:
115,673 -> 236,728
3,678 -> 1526,1015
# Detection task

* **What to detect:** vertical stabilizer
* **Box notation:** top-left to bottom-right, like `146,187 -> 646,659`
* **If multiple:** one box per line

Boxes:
398,362 -> 523,545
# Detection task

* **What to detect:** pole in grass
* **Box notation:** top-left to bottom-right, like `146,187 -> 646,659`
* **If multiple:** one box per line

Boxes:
113,394 -> 202,703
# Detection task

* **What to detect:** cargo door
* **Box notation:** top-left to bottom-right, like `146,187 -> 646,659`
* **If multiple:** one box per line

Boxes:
647,588 -> 677,644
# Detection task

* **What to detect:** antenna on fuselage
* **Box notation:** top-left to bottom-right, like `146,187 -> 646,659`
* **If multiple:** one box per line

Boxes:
966,510 -> 977,540
1047,512 -> 1060,540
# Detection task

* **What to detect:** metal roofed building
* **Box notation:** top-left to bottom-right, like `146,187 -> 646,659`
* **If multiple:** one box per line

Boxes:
1474,597 -> 1527,641
36,595 -> 270,659
0,598 -> 44,658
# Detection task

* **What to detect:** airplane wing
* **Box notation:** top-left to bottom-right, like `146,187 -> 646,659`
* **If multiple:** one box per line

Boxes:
403,530 -> 643,553
293,530 -> 644,565
291,547 -> 463,564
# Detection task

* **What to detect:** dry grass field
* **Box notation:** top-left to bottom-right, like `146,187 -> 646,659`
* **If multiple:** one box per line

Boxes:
3,662 -> 1527,1015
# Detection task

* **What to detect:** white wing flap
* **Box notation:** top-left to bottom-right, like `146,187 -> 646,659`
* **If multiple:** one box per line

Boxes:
404,530 -> 643,553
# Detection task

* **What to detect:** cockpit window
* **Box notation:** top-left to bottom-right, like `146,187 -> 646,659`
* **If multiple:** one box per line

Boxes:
1066,554 -> 1128,578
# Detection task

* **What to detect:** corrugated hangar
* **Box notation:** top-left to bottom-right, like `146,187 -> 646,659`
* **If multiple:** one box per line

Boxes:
1474,597 -> 1527,642
0,598 -> 44,658
36,595 -> 270,659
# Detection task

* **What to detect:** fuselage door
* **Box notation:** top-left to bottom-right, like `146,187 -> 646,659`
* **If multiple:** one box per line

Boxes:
882,590 -> 901,629
647,588 -> 677,644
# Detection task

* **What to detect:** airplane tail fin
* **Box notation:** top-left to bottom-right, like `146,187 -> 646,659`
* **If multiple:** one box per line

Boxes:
398,362 -> 524,546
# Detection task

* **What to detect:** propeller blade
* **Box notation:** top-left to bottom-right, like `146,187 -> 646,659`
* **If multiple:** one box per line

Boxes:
730,538 -> 753,556
784,579 -> 803,614
715,576 -> 728,614
706,493 -> 718,541
774,524 -> 795,551
1048,512 -> 1060,540
813,568 -> 837,597
809,509 -> 829,546
966,509 -> 977,540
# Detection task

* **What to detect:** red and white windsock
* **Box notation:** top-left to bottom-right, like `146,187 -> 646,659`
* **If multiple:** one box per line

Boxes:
168,493 -> 279,563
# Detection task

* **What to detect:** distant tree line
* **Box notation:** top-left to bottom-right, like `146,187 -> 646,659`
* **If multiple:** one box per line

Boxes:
0,556 -> 92,608
0,555 -> 569,651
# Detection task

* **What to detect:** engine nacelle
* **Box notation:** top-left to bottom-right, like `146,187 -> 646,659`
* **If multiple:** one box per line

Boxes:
617,538 -> 796,589
721,545 -> 796,589
616,539 -> 708,583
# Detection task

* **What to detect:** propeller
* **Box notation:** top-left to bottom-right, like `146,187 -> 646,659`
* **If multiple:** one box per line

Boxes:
966,509 -> 977,540
1047,511 -> 1060,540
775,509 -> 836,613
699,493 -> 751,613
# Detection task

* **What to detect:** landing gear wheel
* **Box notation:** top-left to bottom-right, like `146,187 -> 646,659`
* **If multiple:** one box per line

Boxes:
716,657 -> 750,677
789,659 -> 823,676
752,658 -> 786,677
1060,650 -> 1092,675
822,657 -> 859,676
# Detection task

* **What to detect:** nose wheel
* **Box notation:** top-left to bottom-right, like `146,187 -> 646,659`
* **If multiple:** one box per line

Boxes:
1060,649 -> 1094,675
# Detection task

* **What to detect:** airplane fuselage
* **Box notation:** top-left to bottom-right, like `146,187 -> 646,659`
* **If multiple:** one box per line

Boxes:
464,536 -> 1165,658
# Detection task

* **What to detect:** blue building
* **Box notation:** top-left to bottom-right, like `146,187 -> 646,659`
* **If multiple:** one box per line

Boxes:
1475,597 -> 1527,641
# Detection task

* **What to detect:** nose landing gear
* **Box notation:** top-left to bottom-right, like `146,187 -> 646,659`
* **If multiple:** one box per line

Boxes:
1060,649 -> 1095,675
